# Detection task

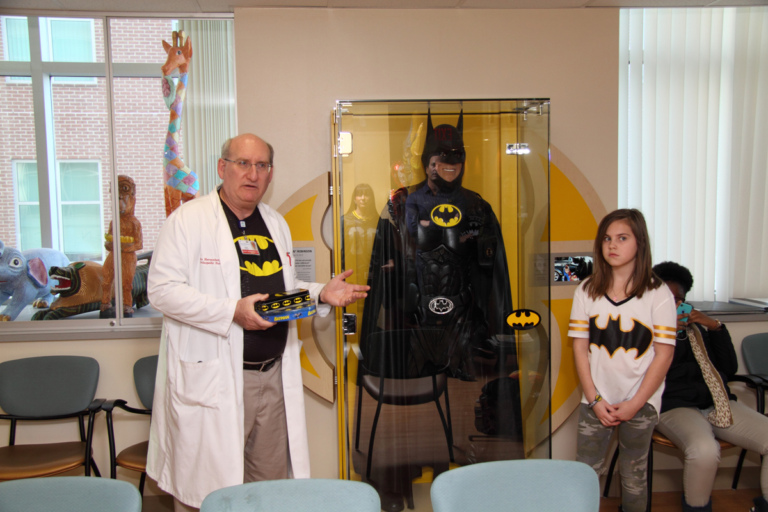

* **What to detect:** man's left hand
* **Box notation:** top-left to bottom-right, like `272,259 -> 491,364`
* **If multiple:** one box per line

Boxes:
319,269 -> 370,308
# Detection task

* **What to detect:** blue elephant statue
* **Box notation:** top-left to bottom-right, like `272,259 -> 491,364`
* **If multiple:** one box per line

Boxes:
0,240 -> 71,321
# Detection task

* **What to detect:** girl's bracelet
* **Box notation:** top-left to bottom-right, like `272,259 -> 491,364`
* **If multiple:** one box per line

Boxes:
587,394 -> 602,409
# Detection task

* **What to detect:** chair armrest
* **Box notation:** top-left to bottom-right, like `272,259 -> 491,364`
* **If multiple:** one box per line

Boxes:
103,398 -> 151,416
88,398 -> 106,412
730,374 -> 765,388
103,397 -> 151,479
102,399 -> 128,413
730,374 -> 766,414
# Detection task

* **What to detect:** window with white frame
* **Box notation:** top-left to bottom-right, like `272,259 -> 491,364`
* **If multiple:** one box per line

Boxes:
0,15 -> 236,335
13,160 -> 103,261
3,17 -> 96,84
3,16 -> 31,83
57,161 -> 103,261
42,18 -> 95,63
43,18 -> 97,84
13,161 -> 42,251
3,16 -> 30,61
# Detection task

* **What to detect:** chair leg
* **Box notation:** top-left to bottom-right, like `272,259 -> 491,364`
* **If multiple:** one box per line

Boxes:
733,448 -> 747,489
443,379 -> 453,447
366,377 -> 386,480
355,381 -> 364,451
139,472 -> 147,495
404,474 -> 415,510
106,411 -> 118,479
85,410 -> 99,477
646,443 -> 654,512
604,445 -> 620,498
431,375 -> 454,462
90,458 -> 101,477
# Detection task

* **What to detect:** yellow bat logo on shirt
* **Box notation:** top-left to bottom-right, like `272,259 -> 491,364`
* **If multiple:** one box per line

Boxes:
237,235 -> 282,277
506,309 -> 541,330
430,204 -> 462,228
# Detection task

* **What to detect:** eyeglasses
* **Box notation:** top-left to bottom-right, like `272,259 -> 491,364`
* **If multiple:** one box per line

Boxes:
222,158 -> 272,174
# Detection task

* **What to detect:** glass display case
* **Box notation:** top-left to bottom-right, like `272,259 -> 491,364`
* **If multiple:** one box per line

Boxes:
331,99 -> 550,509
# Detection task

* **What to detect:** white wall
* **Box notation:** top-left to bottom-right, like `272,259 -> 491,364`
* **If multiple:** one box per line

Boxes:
233,7 -> 620,476
233,8 -> 620,209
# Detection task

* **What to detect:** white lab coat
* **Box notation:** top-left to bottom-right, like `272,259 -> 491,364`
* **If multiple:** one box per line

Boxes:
146,190 -> 330,507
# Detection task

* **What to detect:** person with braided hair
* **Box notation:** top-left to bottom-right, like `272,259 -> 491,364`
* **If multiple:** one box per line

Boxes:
654,261 -> 768,512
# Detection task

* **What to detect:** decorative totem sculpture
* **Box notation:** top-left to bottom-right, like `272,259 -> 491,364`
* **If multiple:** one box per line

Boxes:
161,30 -> 199,216
100,175 -> 143,318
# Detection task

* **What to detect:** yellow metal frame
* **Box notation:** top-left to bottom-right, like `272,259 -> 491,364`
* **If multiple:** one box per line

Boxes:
330,109 -> 349,479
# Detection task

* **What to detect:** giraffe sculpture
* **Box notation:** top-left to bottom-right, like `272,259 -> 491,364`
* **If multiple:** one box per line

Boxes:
161,30 -> 199,217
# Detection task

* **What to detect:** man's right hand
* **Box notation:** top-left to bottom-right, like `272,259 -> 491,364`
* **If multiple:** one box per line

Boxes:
234,293 -> 276,331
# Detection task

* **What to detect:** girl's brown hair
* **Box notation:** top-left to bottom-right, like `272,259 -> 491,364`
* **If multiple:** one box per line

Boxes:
583,208 -> 661,300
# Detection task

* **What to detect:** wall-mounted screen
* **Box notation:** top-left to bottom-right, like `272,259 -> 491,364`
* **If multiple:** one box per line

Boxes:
552,253 -> 593,285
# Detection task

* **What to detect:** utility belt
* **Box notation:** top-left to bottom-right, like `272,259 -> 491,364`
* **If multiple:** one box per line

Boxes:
419,290 -> 471,319
243,356 -> 281,372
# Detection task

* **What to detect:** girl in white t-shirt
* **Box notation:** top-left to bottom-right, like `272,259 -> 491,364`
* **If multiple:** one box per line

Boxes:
569,209 -> 677,512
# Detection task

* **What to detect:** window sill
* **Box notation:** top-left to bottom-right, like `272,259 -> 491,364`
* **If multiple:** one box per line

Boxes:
0,305 -> 162,342
689,300 -> 768,324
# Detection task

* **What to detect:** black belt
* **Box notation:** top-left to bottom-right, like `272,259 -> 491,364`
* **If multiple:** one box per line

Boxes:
243,357 -> 280,372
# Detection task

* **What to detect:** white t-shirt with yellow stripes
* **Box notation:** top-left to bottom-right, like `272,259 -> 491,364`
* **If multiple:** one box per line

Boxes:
568,281 -> 677,415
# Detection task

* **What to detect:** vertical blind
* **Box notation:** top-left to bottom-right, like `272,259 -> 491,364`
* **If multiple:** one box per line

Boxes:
178,19 -> 237,195
619,7 -> 768,301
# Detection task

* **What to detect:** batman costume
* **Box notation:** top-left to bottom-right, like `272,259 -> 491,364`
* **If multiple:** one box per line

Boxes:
356,112 -> 522,512
361,111 -> 515,378
404,113 -> 514,378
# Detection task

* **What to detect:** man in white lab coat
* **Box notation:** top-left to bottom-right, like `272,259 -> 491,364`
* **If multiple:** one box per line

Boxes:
146,133 -> 369,511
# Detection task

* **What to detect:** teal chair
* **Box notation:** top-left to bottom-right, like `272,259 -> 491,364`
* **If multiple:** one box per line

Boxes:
430,459 -> 599,512
731,332 -> 768,488
200,479 -> 380,512
737,332 -> 768,414
0,355 -> 103,481
0,476 -> 141,512
104,354 -> 158,495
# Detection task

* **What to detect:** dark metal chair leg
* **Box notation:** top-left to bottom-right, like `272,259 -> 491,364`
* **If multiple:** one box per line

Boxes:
431,375 -> 454,462
355,381 -> 364,451
733,448 -> 747,489
366,377 -> 386,480
646,444 -> 654,512
443,378 -> 453,447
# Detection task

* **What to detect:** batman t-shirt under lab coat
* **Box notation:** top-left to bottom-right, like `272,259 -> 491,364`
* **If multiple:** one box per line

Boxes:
568,282 -> 677,415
